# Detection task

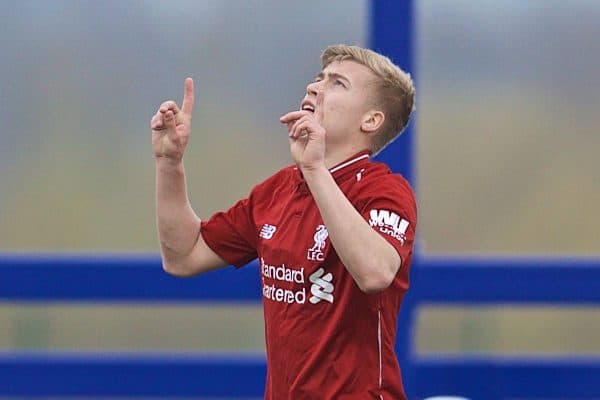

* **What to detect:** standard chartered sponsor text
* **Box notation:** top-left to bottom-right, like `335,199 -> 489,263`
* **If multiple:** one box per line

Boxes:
261,258 -> 307,304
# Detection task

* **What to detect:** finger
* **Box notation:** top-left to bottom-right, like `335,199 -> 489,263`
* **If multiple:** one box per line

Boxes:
315,91 -> 325,124
294,121 -> 315,140
163,110 -> 177,135
290,114 -> 309,130
290,115 -> 311,137
280,110 -> 310,124
150,113 -> 164,130
181,77 -> 195,115
290,121 -> 303,139
159,101 -> 180,114
291,119 -> 313,139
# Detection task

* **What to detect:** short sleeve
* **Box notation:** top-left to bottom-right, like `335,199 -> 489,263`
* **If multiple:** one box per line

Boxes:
357,178 -> 417,271
200,198 -> 258,268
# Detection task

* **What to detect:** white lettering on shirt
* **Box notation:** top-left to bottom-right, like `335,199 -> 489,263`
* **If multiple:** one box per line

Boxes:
369,209 -> 409,245
260,258 -> 334,305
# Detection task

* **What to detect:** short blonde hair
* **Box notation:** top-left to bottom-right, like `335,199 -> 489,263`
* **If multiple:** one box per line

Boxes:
321,44 -> 415,154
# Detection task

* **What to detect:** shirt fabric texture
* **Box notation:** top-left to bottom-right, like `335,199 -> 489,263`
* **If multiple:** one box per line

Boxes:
201,151 -> 417,400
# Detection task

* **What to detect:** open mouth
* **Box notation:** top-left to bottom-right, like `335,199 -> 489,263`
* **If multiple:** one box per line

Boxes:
301,104 -> 315,113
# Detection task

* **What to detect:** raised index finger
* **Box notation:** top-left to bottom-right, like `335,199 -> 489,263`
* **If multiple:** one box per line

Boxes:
181,77 -> 195,115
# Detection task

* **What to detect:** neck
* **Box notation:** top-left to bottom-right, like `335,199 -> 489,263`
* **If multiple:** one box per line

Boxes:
324,144 -> 370,170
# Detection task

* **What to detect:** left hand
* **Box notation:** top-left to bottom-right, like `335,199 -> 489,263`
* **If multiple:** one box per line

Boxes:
279,93 -> 326,171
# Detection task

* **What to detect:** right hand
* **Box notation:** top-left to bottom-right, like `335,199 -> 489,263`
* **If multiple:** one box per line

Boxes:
151,78 -> 195,161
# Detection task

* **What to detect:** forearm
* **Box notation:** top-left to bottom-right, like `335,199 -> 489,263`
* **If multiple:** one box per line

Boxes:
155,157 -> 201,263
303,166 -> 400,293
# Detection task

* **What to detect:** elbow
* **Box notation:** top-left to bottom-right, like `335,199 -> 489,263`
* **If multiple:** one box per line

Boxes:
160,243 -> 197,277
354,257 -> 400,294
162,258 -> 196,278
352,239 -> 402,294
162,261 -> 185,277
357,273 -> 395,294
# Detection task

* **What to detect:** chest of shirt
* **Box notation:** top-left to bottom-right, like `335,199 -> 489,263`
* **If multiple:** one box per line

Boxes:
253,181 -> 351,308
255,186 -> 330,271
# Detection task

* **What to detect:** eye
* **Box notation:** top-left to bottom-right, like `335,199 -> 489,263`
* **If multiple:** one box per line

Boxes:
334,79 -> 346,87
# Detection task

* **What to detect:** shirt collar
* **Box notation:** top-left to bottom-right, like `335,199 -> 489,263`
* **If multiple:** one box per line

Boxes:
328,150 -> 371,178
294,150 -> 372,189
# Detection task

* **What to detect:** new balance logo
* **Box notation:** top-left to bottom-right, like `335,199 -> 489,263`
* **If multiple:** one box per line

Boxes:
369,209 -> 410,245
309,267 -> 334,304
259,224 -> 277,240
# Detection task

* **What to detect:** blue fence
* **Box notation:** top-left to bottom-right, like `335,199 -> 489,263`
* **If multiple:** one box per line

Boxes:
1,255 -> 599,398
399,257 -> 600,399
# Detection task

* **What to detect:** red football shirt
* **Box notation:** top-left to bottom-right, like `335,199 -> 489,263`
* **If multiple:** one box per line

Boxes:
201,151 -> 417,399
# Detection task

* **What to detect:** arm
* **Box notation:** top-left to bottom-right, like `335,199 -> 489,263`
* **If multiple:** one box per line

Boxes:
280,95 -> 400,293
302,167 -> 401,293
151,78 -> 228,276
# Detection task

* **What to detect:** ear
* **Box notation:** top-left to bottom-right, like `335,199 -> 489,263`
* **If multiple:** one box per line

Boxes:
360,110 -> 385,136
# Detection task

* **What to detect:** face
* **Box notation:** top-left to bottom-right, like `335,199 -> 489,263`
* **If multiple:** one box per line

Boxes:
301,60 -> 379,148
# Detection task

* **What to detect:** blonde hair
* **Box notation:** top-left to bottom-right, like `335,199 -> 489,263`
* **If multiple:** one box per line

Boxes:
321,44 -> 415,154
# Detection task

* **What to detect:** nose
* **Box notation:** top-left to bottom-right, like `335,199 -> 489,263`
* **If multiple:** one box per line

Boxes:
306,80 -> 320,96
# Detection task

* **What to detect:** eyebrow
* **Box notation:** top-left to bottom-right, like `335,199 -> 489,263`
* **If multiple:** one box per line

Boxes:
316,71 -> 351,86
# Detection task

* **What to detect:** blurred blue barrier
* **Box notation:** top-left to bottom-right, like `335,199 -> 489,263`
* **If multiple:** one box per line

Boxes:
0,349 -> 265,397
0,254 -> 261,303
397,257 -> 600,399
1,254 -> 600,398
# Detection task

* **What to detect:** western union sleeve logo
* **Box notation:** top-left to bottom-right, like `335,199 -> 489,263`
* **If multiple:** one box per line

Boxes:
368,209 -> 410,245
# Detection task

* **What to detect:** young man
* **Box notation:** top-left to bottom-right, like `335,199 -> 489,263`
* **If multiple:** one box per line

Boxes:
151,45 -> 416,399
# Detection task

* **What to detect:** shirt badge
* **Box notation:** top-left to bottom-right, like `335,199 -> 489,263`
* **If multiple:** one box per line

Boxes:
307,224 -> 328,261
